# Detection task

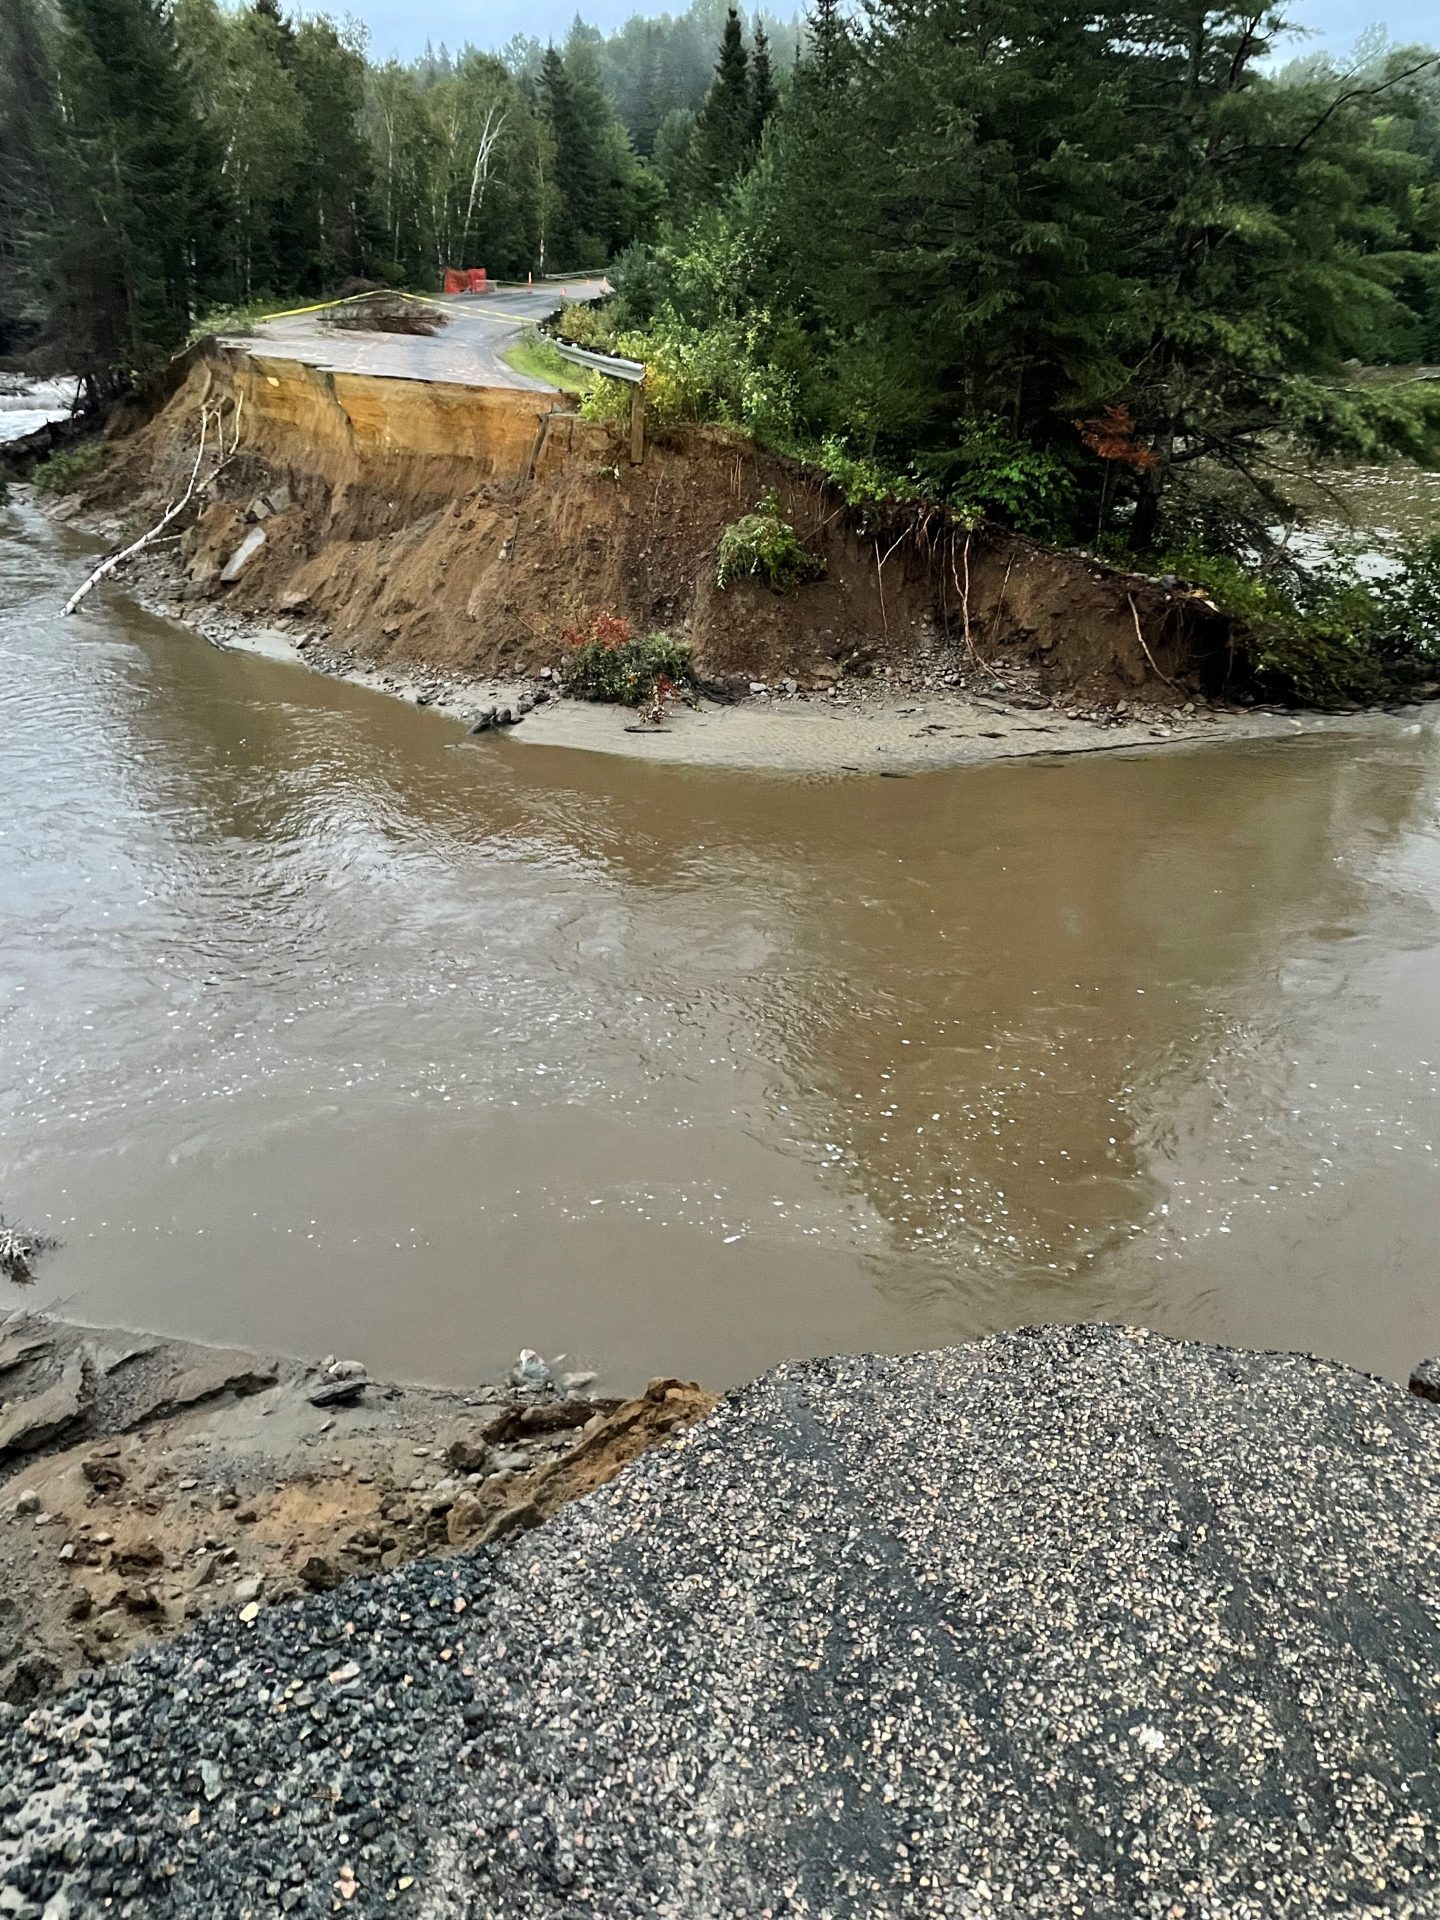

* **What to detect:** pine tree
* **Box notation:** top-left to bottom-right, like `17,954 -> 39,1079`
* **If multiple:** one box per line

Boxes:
0,0 -> 64,358
806,0 -> 845,86
52,0 -> 218,382
684,8 -> 751,206
652,105 -> 696,194
290,19 -> 372,286
750,22 -> 777,148
541,43 -> 603,264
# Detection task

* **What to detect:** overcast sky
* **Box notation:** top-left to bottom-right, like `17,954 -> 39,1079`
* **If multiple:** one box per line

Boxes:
350,0 -> 1435,71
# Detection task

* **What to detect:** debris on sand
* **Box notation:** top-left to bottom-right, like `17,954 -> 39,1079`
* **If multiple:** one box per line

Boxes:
0,1311 -> 714,1707
0,1215 -> 58,1285
321,294 -> 446,337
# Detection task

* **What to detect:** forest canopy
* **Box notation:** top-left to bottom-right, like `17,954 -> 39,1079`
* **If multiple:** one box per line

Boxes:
0,0 -> 794,383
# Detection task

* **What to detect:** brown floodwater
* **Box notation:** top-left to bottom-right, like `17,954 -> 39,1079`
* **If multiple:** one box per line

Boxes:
4,497 -> 1440,1391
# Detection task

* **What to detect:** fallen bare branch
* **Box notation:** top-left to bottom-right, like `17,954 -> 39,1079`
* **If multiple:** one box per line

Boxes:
1127,591 -> 1181,693
62,397 -> 233,618
0,1214 -> 59,1286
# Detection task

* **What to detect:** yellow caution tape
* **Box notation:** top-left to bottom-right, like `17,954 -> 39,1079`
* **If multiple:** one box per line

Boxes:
250,289 -> 561,326
250,287 -> 447,323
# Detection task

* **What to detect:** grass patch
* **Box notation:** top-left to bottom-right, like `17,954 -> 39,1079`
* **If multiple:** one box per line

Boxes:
32,440 -> 107,495
502,329 -> 595,396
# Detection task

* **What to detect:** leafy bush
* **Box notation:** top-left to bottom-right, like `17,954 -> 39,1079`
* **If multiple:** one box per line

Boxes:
560,611 -> 694,706
716,488 -> 825,592
814,439 -> 921,513
813,420 -> 1074,536
32,441 -> 107,495
912,422 -> 1076,535
555,301 -> 615,351
578,303 -> 807,444
607,245 -> 665,330
1370,535 -> 1440,667
1165,539 -> 1440,708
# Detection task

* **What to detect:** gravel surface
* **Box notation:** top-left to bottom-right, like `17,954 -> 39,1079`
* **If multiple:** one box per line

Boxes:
3,1323 -> 1439,1918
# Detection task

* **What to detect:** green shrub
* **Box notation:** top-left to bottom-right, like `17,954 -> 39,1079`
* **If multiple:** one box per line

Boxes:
1164,540 -> 1440,708
814,439 -> 921,514
577,305 -> 806,443
716,488 -> 825,592
555,301 -> 615,351
32,441 -> 107,495
912,421 -> 1077,535
560,612 -> 694,706
1369,535 -> 1440,674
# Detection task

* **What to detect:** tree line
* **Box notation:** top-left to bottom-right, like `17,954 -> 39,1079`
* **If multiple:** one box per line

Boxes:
0,0 -> 790,392
591,4 -> 1440,561
2,0 -> 1439,688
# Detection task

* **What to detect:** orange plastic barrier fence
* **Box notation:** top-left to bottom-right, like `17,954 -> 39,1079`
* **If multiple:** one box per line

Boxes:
442,268 -> 489,294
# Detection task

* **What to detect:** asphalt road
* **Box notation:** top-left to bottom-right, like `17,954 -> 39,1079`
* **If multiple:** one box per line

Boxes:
3,1325 -> 1438,1918
223,278 -> 610,392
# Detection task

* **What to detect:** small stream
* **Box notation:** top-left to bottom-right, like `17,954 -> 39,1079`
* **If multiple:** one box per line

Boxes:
0,380 -> 81,447
3,494 -> 1440,1390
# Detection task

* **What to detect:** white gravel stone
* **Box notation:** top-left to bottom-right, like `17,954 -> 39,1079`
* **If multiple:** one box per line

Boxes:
1,1325 -> 1438,1918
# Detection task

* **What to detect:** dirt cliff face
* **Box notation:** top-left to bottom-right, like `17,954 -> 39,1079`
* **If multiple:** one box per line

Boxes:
93,346 -> 1236,704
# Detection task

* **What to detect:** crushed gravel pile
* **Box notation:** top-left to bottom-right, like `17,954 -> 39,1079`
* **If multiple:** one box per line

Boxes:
3,1323 -> 1439,1919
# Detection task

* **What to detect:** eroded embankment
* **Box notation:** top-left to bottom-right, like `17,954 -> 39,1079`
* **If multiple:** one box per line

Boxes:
89,344 -> 1238,706
0,1310 -> 714,1706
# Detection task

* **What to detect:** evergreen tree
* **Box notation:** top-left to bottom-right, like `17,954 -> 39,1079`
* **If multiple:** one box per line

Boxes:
652,105 -> 697,194
0,0 -> 65,359
540,42 -> 601,263
750,22 -> 777,148
806,0 -> 845,86
52,0 -> 219,382
175,0 -> 305,300
290,19 -> 372,285
747,0 -> 1440,542
1110,5 -> 1440,545
684,9 -> 752,206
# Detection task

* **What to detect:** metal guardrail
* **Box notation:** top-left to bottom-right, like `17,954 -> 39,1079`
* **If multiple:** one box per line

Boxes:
549,339 -> 646,386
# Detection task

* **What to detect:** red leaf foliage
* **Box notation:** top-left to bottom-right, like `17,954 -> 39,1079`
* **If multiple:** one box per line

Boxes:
560,610 -> 634,651
1074,403 -> 1159,471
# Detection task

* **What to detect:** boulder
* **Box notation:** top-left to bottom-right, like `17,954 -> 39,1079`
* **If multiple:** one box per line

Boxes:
0,1357 -> 87,1458
219,527 -> 267,585
308,1375 -> 368,1408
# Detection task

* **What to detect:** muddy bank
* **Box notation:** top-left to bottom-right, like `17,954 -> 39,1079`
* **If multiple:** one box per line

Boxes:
39,483 -> 1419,776
67,343 -> 1244,720
0,1309 -> 713,1705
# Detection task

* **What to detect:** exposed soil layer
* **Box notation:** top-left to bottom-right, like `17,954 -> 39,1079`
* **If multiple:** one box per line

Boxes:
83,346 -> 1238,709
0,1310 -> 714,1705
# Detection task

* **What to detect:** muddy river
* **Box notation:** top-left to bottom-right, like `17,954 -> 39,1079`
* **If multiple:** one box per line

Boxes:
4,497 -> 1439,1390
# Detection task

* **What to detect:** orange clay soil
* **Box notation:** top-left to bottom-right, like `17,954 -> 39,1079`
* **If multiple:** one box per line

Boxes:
86,343 -> 1239,708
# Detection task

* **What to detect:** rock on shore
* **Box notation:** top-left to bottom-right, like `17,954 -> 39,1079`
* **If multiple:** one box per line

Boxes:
2,1323 -> 1438,1918
0,1312 -> 708,1705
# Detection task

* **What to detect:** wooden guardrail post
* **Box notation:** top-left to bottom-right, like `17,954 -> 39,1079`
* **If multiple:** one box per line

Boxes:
629,379 -> 646,466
